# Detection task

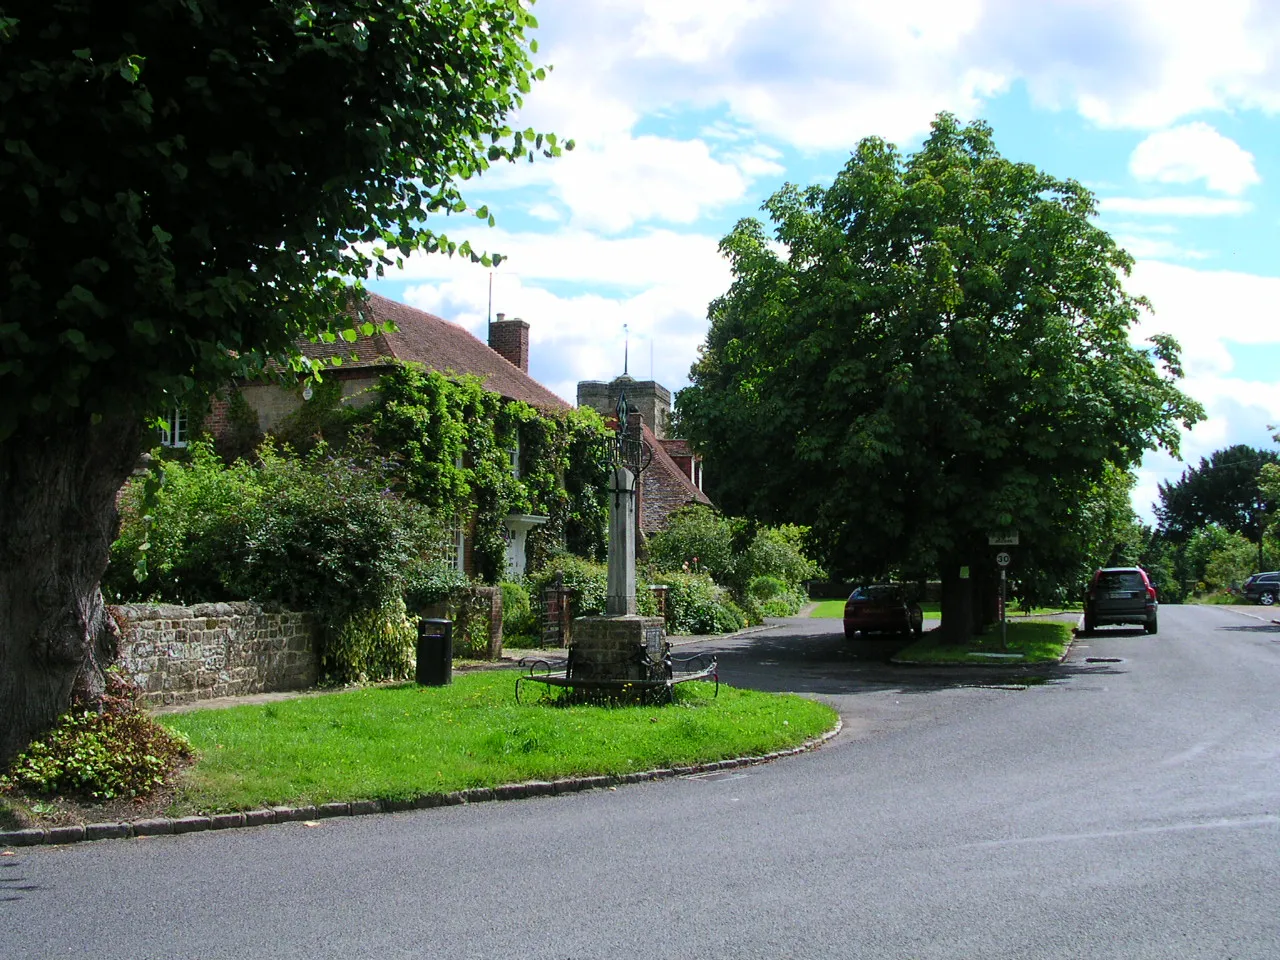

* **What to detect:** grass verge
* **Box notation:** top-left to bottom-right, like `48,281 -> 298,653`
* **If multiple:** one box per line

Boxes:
159,671 -> 837,813
809,599 -> 943,618
810,600 -> 1078,619
893,620 -> 1074,665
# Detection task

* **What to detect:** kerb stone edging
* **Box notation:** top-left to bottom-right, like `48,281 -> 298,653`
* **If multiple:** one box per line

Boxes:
0,720 -> 842,850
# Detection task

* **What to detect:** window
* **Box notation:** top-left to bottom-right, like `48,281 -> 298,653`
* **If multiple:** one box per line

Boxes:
508,433 -> 520,480
443,513 -> 465,573
159,406 -> 188,448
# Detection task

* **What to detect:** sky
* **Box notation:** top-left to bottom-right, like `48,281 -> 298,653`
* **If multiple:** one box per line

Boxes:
365,0 -> 1280,523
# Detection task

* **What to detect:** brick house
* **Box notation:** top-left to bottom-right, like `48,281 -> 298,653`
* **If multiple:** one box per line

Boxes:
193,293 -> 711,571
202,292 -> 573,579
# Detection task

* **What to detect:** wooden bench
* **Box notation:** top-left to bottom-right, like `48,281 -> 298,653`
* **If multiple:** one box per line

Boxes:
515,646 -> 719,705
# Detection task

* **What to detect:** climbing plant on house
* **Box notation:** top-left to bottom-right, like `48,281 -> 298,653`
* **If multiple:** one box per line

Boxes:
367,363 -> 610,581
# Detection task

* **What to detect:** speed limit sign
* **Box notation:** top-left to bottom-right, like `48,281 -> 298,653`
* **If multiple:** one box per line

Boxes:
995,551 -> 1011,567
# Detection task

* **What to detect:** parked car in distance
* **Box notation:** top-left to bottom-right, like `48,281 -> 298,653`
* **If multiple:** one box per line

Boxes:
1241,571 -> 1280,605
844,584 -> 923,640
1083,566 -> 1158,635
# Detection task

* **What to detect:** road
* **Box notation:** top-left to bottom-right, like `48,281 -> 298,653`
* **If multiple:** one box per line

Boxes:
4,604 -> 1280,959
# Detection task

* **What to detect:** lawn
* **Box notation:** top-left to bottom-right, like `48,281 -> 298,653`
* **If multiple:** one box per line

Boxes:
893,620 -> 1074,664
160,671 -> 838,813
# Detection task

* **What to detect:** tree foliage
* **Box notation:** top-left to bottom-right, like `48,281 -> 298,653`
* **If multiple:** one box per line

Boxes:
0,0 -> 565,761
1155,445 -> 1278,543
677,114 -> 1203,636
0,0 -> 566,434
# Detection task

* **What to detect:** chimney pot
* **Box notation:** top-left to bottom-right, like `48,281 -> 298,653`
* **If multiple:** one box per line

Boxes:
488,314 -> 530,373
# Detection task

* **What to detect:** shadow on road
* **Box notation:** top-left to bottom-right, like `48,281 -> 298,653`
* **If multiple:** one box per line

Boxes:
1218,623 -> 1280,633
689,618 -> 1124,698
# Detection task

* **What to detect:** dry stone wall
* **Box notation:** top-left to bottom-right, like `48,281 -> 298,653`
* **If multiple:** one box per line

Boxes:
112,602 -> 319,706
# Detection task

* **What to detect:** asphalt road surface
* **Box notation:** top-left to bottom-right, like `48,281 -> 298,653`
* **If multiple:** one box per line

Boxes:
5,605 -> 1279,959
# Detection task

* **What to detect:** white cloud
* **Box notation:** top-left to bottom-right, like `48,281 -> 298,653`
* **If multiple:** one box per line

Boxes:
1111,233 -> 1211,262
1127,260 -> 1280,519
464,132 -> 780,232
1098,197 -> 1253,217
398,274 -> 715,405
526,203 -> 563,222
514,0 -> 1280,158
1129,123 -> 1261,194
389,226 -> 732,295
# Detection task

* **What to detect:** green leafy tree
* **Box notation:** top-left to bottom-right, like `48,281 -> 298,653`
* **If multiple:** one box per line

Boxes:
677,114 -> 1203,641
0,0 -> 566,762
1156,445 -> 1278,545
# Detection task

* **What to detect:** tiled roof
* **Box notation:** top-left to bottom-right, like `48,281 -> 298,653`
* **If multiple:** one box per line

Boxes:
300,292 -> 571,412
639,422 -> 711,535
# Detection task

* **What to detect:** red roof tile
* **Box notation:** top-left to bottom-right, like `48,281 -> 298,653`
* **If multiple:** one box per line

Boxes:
300,292 -> 571,412
639,422 -> 711,534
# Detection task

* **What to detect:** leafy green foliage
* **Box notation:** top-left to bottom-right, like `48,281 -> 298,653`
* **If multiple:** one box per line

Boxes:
645,505 -> 820,595
676,113 -> 1203,633
369,364 -> 610,581
1156,445 -> 1278,543
527,555 -> 609,616
323,598 -> 417,684
660,573 -> 748,635
0,0 -> 569,439
104,441 -> 261,604
1,673 -> 191,801
646,505 -> 738,583
1184,524 -> 1264,591
107,438 -> 447,682
499,581 -> 537,642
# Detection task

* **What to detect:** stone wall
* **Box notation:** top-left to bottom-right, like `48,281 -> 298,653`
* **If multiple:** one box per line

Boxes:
112,602 -> 319,706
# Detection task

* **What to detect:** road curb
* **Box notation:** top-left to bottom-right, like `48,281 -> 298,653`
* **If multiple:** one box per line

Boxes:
0,720 -> 842,851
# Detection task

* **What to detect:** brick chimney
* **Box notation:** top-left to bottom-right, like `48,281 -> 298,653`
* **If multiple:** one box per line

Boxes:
488,312 -> 530,372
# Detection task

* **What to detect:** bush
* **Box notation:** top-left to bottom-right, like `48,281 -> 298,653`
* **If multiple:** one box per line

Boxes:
104,440 -> 261,604
661,572 -> 748,635
323,598 -> 417,684
528,554 -> 609,617
403,561 -> 470,612
1,673 -> 191,802
738,525 -> 823,592
748,575 -> 787,601
645,505 -> 738,584
108,438 -> 449,684
499,581 -> 538,641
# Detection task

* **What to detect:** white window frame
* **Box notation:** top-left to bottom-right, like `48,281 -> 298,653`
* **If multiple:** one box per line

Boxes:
443,513 -> 465,573
160,406 -> 188,448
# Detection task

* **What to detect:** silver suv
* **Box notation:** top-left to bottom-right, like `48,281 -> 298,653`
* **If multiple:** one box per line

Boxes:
1083,567 -> 1158,635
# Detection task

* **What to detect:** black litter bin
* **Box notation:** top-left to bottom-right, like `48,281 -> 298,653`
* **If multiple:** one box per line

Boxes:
416,618 -> 453,686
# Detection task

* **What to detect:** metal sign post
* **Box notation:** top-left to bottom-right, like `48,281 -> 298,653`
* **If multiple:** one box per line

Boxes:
995,551 -> 1011,651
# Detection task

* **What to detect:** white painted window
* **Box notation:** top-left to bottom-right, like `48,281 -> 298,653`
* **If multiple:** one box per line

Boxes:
159,406 -> 188,448
508,433 -> 520,480
443,513 -> 465,573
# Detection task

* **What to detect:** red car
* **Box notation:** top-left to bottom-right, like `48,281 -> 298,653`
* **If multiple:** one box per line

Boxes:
843,584 -> 924,640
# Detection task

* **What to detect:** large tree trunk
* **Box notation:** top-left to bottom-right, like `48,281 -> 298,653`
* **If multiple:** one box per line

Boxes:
0,414 -> 143,764
938,558 -> 975,645
972,563 -> 999,633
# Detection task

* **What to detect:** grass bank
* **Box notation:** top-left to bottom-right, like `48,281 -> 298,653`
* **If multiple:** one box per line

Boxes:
809,599 -> 942,618
894,620 -> 1074,665
160,671 -> 837,813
